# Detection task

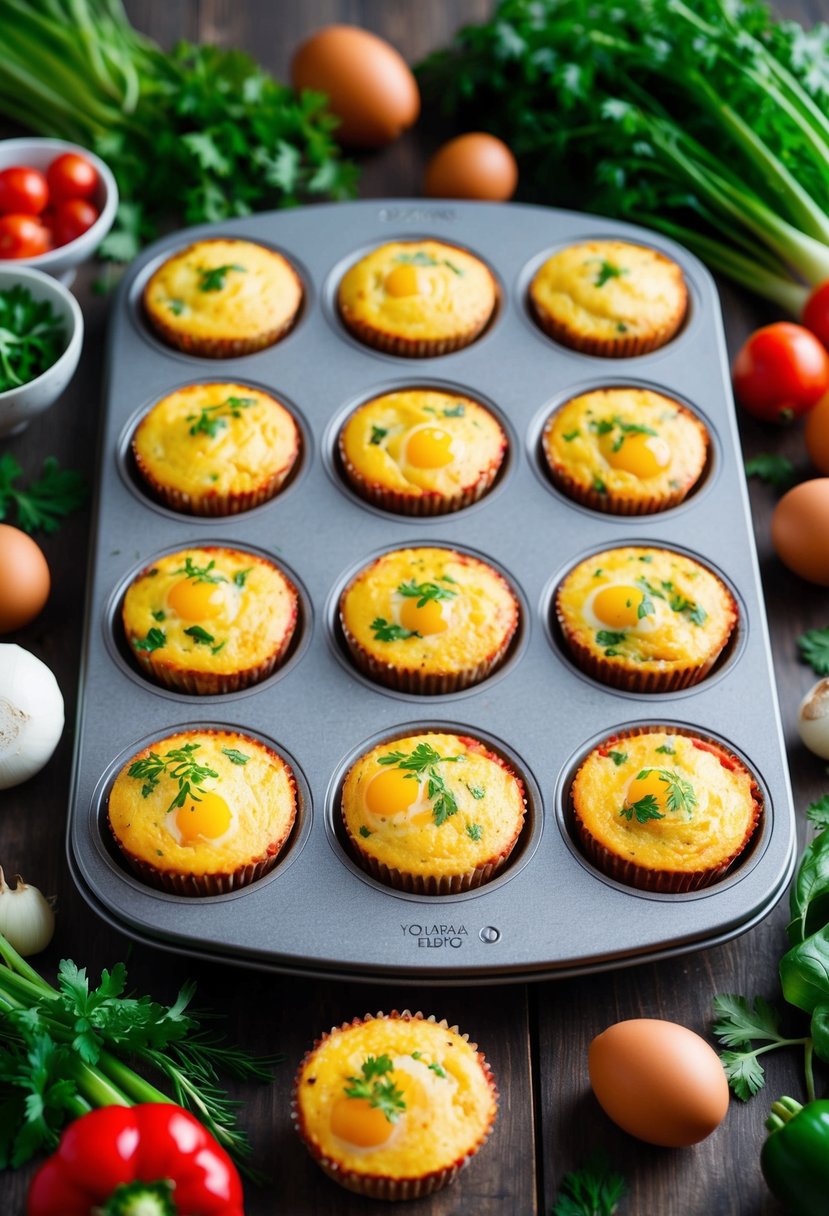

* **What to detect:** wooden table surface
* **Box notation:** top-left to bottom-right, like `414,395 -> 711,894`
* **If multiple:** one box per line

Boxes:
2,1 -> 826,1212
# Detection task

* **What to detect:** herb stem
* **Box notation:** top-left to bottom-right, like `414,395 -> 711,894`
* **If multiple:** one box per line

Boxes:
805,1038 -> 815,1105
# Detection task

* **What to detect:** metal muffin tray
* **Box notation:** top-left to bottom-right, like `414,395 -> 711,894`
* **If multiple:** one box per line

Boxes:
67,199 -> 797,984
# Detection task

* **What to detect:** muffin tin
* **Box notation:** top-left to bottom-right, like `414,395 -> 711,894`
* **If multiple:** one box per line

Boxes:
67,200 -> 797,983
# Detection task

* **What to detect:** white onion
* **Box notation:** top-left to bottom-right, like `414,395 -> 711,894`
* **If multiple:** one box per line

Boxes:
0,644 -> 64,789
0,868 -> 55,955
798,677 -> 829,760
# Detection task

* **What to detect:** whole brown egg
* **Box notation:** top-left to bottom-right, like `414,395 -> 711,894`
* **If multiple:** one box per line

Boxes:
291,26 -> 420,149
424,133 -> 518,201
0,524 -> 50,632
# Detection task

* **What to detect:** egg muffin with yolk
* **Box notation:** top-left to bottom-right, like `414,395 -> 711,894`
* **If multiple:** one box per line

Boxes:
122,546 -> 298,694
543,387 -> 708,514
143,238 -> 303,357
529,240 -> 687,357
341,731 -> 526,893
293,1010 -> 497,1199
570,727 -> 761,891
337,240 -> 497,356
555,545 -> 737,693
107,728 -> 297,895
132,382 -> 301,516
339,546 -> 519,693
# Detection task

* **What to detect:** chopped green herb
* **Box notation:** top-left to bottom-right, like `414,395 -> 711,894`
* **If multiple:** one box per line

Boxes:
799,628 -> 829,676
359,825 -> 371,838
0,454 -> 87,535
371,617 -> 420,642
443,403 -> 465,417
210,641 -> 226,655
197,263 -> 246,292
132,627 -> 166,653
592,259 -> 628,287
184,625 -> 216,646
234,568 -> 253,589
807,796 -> 829,831
221,748 -> 249,765
619,792 -> 663,823
592,477 -> 606,494
0,285 -> 66,392
562,429 -> 580,441
744,454 -> 796,490
607,750 -> 628,767
187,395 -> 255,438
369,425 -> 388,445
638,555 -> 653,563
466,822 -> 484,841
167,298 -> 185,316
395,250 -> 438,267
655,743 -> 676,755
127,741 -> 219,813
596,630 -> 626,648
377,742 -> 461,826
344,1056 -> 406,1123
397,579 -> 457,608
151,609 -> 166,622
467,783 -> 486,800
172,557 -> 227,585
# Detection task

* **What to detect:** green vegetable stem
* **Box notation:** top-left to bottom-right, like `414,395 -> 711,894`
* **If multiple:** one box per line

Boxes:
0,0 -> 358,262
761,1096 -> 829,1216
418,0 -> 829,311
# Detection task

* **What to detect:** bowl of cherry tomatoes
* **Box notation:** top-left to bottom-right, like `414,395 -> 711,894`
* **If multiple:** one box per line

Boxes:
0,137 -> 118,282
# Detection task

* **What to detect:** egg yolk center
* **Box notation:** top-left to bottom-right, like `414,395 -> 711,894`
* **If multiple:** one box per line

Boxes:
384,265 -> 420,297
592,585 -> 646,629
602,431 -> 672,478
365,768 -> 419,817
405,425 -> 454,469
167,578 -> 224,621
399,597 -> 449,635
624,770 -> 669,817
330,1097 -> 396,1148
174,790 -> 232,843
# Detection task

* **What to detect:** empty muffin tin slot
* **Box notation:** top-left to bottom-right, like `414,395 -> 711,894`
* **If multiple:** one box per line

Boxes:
325,720 -> 543,901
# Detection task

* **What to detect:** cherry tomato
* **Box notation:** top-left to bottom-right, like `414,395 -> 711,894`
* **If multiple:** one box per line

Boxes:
46,152 -> 98,203
52,198 -> 99,246
732,322 -> 829,423
0,166 -> 48,216
803,281 -> 829,352
0,213 -> 51,258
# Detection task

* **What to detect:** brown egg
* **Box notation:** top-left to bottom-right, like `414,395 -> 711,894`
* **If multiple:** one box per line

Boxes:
0,524 -> 50,633
771,478 -> 829,584
805,390 -> 829,474
588,1018 -> 729,1147
291,25 -> 419,148
424,133 -> 518,201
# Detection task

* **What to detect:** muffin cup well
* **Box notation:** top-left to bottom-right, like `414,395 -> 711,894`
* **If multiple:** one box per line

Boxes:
291,1010 -> 498,1199
338,440 -> 504,517
570,725 -> 762,893
339,312 -> 493,359
530,302 -> 686,358
546,464 -> 695,516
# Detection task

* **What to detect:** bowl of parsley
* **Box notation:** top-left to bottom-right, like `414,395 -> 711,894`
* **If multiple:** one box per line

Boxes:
0,264 -> 83,437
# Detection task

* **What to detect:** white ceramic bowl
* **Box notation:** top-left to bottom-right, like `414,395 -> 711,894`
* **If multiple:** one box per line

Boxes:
0,137 -> 118,282
0,265 -> 83,437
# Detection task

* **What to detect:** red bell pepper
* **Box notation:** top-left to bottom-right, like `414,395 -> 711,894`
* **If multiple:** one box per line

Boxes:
26,1104 -> 244,1216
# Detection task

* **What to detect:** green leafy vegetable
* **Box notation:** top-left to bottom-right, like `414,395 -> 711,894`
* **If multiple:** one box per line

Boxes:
0,2 -> 359,262
172,557 -> 227,585
397,579 -> 458,608
344,1055 -> 406,1123
184,624 -> 216,646
466,822 -> 483,840
0,286 -> 66,392
132,627 -> 166,654
799,628 -> 829,676
592,260 -> 628,288
712,994 -> 805,1102
221,748 -> 249,766
607,750 -> 628,767
0,934 -> 278,1169
369,425 -> 388,445
807,796 -> 829,832
0,454 -> 86,534
377,742 -> 461,826
551,1157 -> 627,1216
127,742 -> 218,814
234,568 -> 253,589
418,0 -> 829,312
371,618 -> 420,642
197,264 -> 245,292
187,395 -> 255,438
744,454 -> 796,489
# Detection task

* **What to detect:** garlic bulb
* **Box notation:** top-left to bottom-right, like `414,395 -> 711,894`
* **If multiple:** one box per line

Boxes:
0,644 -> 64,789
0,868 -> 55,955
798,678 -> 829,760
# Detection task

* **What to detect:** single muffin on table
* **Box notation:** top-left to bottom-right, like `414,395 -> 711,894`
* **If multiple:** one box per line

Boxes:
529,239 -> 687,357
341,730 -> 526,894
122,546 -> 298,694
339,545 -> 519,693
143,238 -> 303,357
293,1010 -> 497,1200
339,387 -> 507,514
555,545 -> 737,693
132,382 -> 301,515
542,386 -> 708,514
337,240 -> 497,356
570,727 -> 762,892
107,728 -> 297,895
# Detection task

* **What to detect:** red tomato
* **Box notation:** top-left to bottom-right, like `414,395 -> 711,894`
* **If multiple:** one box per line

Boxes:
732,322 -> 829,423
0,166 -> 48,216
0,213 -> 51,258
803,281 -> 829,351
52,198 -> 98,246
46,152 -> 98,202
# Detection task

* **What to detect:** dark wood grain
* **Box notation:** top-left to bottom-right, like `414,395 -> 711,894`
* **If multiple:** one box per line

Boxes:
0,1 -> 823,1213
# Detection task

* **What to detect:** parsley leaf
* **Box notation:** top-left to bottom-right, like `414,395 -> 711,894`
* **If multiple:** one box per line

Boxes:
397,579 -> 458,608
132,627 -> 166,653
607,750 -> 628,767
466,822 -> 483,840
0,454 -> 87,535
619,793 -> 662,823
596,630 -> 626,648
344,1055 -> 406,1123
197,263 -> 246,292
807,796 -> 829,832
637,767 -> 697,817
377,742 -> 461,827
127,742 -> 219,814
184,625 -> 216,646
234,568 -> 253,589
443,403 -> 465,417
0,286 -> 66,391
592,259 -> 628,288
187,395 -> 255,437
172,557 -> 227,585
371,617 -> 420,642
744,454 -> 796,490
221,748 -> 249,766
712,994 -> 801,1101
369,425 -> 388,445
799,628 -> 829,675
552,1157 -> 627,1216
